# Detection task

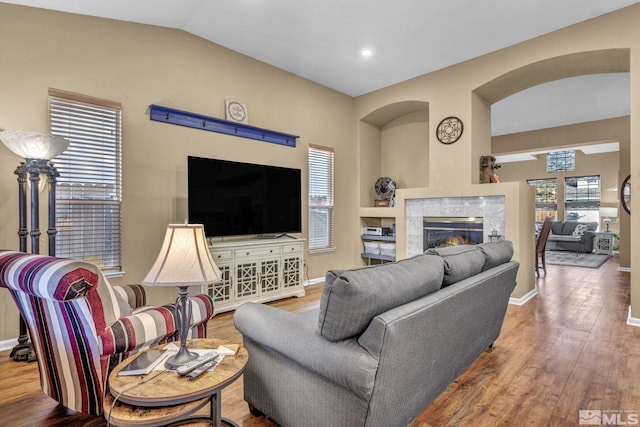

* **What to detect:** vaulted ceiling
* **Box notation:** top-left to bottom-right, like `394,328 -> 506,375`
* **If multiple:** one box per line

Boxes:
4,0 -> 637,136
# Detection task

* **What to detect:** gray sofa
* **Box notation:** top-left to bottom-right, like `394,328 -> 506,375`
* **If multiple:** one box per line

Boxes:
544,220 -> 598,253
233,241 -> 519,427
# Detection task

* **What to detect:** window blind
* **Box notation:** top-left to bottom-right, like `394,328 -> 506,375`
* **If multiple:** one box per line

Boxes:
49,89 -> 122,271
308,144 -> 335,252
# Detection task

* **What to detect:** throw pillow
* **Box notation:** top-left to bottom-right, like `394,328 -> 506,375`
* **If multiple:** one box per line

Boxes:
572,223 -> 590,237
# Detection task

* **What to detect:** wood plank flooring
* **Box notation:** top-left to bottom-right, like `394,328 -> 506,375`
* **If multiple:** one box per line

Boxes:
1,256 -> 639,426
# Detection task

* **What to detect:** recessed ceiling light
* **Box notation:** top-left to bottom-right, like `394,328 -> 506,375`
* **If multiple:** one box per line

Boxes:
360,48 -> 373,57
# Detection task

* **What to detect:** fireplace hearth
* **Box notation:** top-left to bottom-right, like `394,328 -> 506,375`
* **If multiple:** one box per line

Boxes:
423,217 -> 483,250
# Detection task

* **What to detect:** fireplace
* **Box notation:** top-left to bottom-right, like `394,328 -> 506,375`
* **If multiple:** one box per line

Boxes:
423,217 -> 484,250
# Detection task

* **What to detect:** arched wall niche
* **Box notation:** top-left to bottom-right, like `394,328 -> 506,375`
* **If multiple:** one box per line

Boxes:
359,100 -> 429,207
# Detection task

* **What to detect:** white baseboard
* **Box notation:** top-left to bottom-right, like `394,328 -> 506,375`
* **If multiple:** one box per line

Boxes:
0,338 -> 18,353
509,288 -> 537,306
618,266 -> 631,272
627,306 -> 640,328
304,277 -> 324,287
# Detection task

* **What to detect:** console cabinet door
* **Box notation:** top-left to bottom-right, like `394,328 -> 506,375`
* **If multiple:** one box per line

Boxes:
282,242 -> 303,289
235,260 -> 259,300
206,249 -> 234,307
259,256 -> 281,295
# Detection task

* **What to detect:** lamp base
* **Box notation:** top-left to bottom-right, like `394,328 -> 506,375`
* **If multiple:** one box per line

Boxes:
165,348 -> 199,370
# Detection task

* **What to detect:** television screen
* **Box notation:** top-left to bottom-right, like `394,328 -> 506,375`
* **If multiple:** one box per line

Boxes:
188,156 -> 302,237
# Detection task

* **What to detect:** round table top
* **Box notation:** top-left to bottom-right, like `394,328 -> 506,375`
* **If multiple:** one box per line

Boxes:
108,338 -> 248,407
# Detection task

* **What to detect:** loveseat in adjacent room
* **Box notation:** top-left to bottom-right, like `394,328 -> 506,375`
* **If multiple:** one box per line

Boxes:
543,220 -> 598,253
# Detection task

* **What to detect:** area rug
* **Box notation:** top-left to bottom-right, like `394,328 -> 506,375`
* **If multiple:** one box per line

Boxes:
545,251 -> 609,268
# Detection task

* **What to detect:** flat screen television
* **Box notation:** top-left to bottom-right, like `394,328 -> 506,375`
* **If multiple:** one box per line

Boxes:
188,156 -> 302,237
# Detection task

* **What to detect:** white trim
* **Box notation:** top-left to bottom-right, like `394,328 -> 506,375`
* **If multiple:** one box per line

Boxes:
618,266 -> 631,272
304,277 -> 324,287
509,288 -> 538,306
0,338 -> 18,353
627,306 -> 640,327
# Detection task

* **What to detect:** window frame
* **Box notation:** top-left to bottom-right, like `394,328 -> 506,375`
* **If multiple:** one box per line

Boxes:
48,88 -> 123,274
547,150 -> 575,173
308,144 -> 335,253
526,178 -> 558,221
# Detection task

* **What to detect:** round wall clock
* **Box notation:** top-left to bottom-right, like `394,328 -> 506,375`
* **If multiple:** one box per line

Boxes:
436,116 -> 463,144
621,174 -> 631,215
225,99 -> 248,124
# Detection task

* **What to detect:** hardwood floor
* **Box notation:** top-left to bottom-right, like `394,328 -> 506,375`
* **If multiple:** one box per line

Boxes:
1,257 -> 638,426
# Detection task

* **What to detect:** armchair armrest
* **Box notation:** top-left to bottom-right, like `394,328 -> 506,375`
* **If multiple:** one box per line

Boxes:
99,305 -> 177,355
234,302 -> 378,400
113,285 -> 146,309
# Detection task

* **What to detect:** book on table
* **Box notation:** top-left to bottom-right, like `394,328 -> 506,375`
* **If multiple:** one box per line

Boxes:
118,349 -> 168,376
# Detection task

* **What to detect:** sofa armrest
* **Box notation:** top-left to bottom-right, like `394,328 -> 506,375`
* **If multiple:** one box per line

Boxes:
234,302 -> 378,399
99,305 -> 177,355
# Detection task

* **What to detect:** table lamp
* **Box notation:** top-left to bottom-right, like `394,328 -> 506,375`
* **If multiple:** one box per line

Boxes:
599,207 -> 618,232
142,224 -> 220,369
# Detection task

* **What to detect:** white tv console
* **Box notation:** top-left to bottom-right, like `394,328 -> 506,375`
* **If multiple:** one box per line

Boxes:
204,238 -> 306,313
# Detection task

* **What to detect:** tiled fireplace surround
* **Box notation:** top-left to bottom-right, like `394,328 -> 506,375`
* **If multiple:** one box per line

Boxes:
405,196 -> 505,257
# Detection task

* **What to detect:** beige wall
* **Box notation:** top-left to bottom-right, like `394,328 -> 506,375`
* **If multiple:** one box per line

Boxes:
381,111 -> 429,190
1,3 -> 640,342
0,4 -> 355,341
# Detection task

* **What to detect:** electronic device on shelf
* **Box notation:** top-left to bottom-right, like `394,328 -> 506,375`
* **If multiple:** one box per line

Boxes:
188,156 -> 302,238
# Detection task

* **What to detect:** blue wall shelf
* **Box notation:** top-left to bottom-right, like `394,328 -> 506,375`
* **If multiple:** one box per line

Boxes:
149,104 -> 298,147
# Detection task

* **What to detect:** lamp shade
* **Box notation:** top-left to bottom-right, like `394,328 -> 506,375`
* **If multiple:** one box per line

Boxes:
0,130 -> 69,160
142,224 -> 221,287
599,207 -> 618,218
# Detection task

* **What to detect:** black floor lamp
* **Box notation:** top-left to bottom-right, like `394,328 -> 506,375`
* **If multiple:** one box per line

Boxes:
0,131 -> 69,362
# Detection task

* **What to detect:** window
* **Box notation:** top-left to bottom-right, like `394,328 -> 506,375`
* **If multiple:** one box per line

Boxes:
526,178 -> 558,221
547,150 -> 575,173
564,175 -> 600,223
308,144 -> 334,252
49,89 -> 122,272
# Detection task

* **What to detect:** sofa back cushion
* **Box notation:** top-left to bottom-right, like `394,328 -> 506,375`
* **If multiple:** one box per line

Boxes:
424,245 -> 486,286
550,221 -> 565,235
317,253 -> 444,342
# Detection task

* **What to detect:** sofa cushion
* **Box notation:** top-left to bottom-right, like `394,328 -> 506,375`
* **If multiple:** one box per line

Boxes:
317,253 -> 444,342
478,241 -> 514,271
424,245 -> 486,286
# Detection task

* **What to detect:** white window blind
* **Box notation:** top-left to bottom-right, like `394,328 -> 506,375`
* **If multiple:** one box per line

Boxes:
308,144 -> 335,252
49,89 -> 122,271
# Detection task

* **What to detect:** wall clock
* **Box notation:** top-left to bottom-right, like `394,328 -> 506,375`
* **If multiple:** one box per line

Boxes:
225,99 -> 248,124
436,116 -> 463,144
621,174 -> 631,215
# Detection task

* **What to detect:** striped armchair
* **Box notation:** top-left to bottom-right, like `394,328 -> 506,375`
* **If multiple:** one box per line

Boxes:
0,250 -> 214,416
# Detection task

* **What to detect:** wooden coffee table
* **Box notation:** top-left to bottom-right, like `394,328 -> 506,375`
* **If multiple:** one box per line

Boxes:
104,338 -> 248,427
